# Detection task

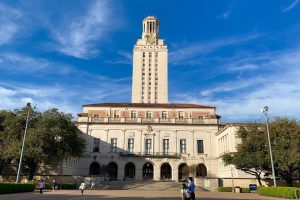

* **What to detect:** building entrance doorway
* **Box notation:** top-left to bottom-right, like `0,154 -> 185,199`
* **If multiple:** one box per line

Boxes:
196,164 -> 207,177
89,162 -> 100,175
124,162 -> 136,180
178,163 -> 189,181
107,162 -> 118,181
160,163 -> 172,180
143,162 -> 153,180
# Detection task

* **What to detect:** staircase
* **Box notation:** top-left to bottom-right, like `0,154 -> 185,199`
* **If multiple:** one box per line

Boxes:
97,180 -> 182,191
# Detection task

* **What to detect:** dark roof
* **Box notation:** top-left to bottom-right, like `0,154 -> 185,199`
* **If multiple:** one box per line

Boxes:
82,102 -> 215,109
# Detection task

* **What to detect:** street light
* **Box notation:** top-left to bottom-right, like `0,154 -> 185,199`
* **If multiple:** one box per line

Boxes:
261,106 -> 277,187
16,102 -> 31,183
54,135 -> 63,189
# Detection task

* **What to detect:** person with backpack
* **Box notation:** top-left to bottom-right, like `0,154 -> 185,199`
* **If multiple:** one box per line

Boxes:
180,183 -> 191,200
79,182 -> 86,196
187,177 -> 196,200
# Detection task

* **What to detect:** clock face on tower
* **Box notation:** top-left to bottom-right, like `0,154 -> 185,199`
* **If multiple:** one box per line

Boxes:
145,34 -> 156,44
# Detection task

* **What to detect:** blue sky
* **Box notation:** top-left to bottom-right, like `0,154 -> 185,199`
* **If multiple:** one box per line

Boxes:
1,0 -> 300,122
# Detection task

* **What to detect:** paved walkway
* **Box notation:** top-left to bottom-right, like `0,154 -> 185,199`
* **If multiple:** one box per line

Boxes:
0,190 -> 287,200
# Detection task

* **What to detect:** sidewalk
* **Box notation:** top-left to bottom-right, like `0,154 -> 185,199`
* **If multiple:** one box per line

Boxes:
0,189 -> 289,200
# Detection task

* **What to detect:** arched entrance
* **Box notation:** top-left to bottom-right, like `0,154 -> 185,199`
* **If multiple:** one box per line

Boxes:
143,162 -> 153,180
124,162 -> 136,180
160,163 -> 172,180
178,163 -> 189,181
196,164 -> 207,177
107,162 -> 118,181
89,162 -> 100,175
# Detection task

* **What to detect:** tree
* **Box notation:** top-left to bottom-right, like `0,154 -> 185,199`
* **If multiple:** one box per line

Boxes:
223,123 -> 270,186
223,119 -> 300,187
269,118 -> 300,186
0,107 -> 86,180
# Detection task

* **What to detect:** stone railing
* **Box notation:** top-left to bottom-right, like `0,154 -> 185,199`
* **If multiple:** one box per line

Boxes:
78,117 -> 218,125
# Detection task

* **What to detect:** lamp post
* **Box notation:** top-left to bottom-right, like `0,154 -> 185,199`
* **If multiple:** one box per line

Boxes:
261,106 -> 277,187
55,136 -> 62,189
16,103 -> 31,183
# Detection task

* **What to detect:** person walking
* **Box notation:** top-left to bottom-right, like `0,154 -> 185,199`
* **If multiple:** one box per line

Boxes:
38,179 -> 45,195
187,177 -> 195,200
79,182 -> 86,195
180,183 -> 191,200
52,179 -> 56,191
90,180 -> 96,190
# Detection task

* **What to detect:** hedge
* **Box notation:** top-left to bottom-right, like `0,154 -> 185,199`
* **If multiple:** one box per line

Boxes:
0,183 -> 35,194
217,187 -> 250,193
217,187 -> 232,192
258,187 -> 300,199
61,183 -> 77,189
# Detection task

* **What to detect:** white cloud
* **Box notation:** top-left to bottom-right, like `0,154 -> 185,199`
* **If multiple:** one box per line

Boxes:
217,11 -> 231,19
282,0 -> 300,12
169,33 -> 261,65
171,48 -> 300,121
50,1 -> 118,59
0,53 -> 73,74
0,4 -> 22,45
106,51 -> 132,65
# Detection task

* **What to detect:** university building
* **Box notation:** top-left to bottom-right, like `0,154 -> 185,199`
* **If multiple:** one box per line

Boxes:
70,16 -> 255,188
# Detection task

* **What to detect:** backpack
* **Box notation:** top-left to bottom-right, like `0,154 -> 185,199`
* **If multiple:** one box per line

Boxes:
183,189 -> 191,199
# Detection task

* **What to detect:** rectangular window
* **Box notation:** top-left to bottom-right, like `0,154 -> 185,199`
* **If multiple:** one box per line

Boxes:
114,110 -> 120,118
163,139 -> 169,155
197,140 -> 204,154
111,138 -> 117,152
93,138 -> 100,152
131,111 -> 137,118
162,111 -> 167,119
180,139 -> 186,154
128,138 -> 134,154
146,111 -> 152,118
145,139 -> 152,155
179,111 -> 184,118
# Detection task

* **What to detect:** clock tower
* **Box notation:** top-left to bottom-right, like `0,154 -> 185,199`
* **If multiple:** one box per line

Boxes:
132,16 -> 168,104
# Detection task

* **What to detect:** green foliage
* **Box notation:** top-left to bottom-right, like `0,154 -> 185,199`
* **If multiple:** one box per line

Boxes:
0,183 -> 35,194
217,187 -> 250,193
241,188 -> 250,193
61,183 -> 77,189
223,119 -> 300,187
258,187 -> 300,199
217,187 -> 232,192
269,118 -> 300,186
222,123 -> 270,186
0,107 -> 86,180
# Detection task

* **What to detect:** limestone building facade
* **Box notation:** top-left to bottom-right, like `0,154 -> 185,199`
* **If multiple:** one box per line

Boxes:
70,16 -> 256,187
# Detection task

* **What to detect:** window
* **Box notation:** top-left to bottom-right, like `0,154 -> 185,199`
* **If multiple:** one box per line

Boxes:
131,111 -> 137,118
163,139 -> 169,155
197,140 -> 204,154
111,138 -> 117,152
179,111 -> 184,119
93,138 -> 100,152
145,139 -> 152,155
94,114 -> 99,118
128,138 -> 134,154
162,111 -> 167,119
146,111 -> 152,118
180,139 -> 186,154
114,110 -> 120,118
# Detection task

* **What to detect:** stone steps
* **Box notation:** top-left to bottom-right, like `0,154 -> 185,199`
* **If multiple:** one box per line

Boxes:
96,180 -> 208,191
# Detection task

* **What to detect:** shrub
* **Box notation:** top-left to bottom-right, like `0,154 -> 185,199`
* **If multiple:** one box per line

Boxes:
241,188 -> 250,193
217,187 -> 250,193
217,187 -> 232,192
0,183 -> 35,194
61,183 -> 77,189
258,187 -> 300,199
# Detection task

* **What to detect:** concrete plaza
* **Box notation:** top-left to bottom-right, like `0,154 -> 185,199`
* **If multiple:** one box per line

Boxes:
0,190 -> 287,200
